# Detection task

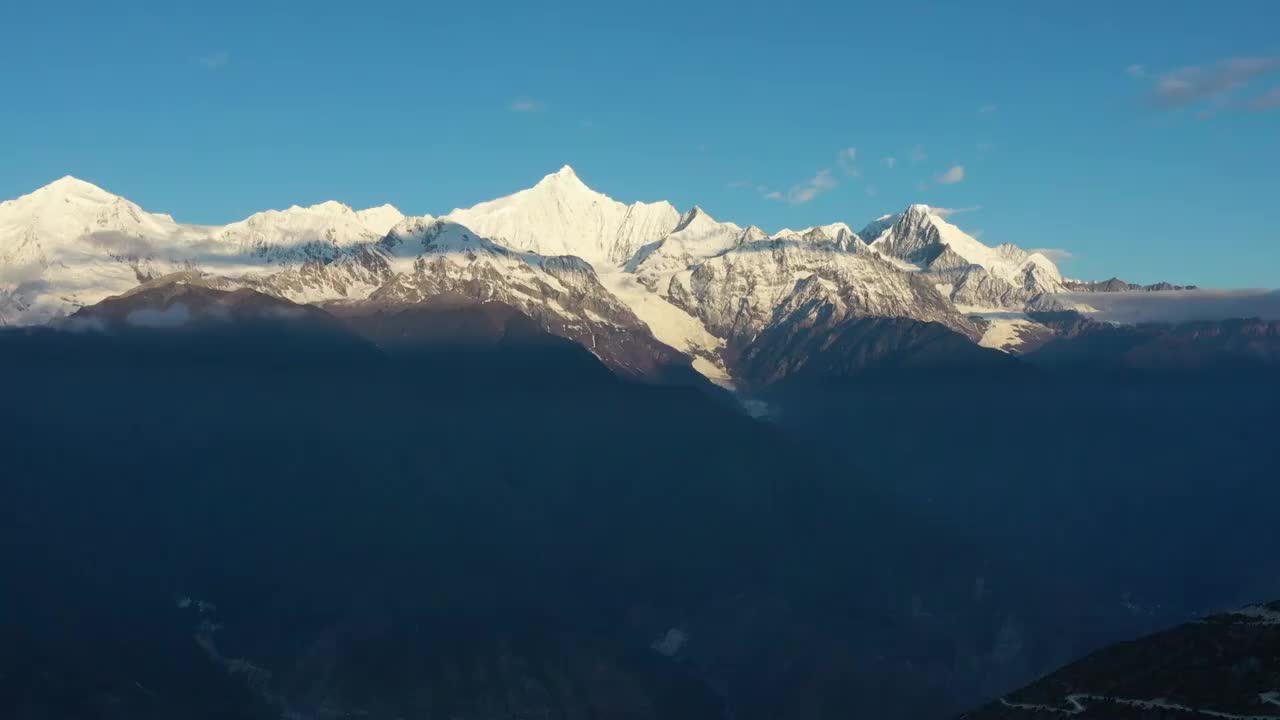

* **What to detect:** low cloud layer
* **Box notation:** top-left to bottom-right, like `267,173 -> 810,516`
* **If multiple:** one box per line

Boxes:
126,303 -> 192,328
84,231 -> 161,257
1062,289 -> 1280,324
0,259 -> 45,286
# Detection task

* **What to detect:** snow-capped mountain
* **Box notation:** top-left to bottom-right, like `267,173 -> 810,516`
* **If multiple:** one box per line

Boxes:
0,177 -> 209,324
667,237 -> 976,344
210,201 -> 403,264
628,206 -> 744,294
1,168 -> 1120,385
0,178 -> 405,324
861,204 -> 1066,309
770,222 -> 860,249
444,165 -> 680,267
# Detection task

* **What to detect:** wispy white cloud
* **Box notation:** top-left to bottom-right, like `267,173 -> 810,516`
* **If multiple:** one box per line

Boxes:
198,51 -> 230,70
1125,64 -> 1147,79
881,157 -> 897,170
936,165 -> 966,185
1147,56 -> 1280,110
864,185 -> 878,197
836,147 -> 860,177
765,169 -> 838,205
581,119 -> 595,128
1030,248 -> 1075,263
978,104 -> 998,114
1248,86 -> 1280,111
931,205 -> 981,219
509,98 -> 545,112
910,145 -> 928,163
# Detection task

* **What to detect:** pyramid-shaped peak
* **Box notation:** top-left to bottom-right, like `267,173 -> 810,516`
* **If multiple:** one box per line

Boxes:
675,205 -> 718,230
892,204 -> 946,229
739,225 -> 769,243
534,164 -> 590,189
38,175 -> 115,199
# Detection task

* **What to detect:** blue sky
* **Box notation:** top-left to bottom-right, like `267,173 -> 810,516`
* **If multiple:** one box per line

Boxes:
2,0 -> 1277,287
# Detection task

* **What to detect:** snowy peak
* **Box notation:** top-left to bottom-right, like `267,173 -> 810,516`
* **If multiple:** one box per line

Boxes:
739,225 -> 769,244
356,204 -> 406,235
629,206 -> 744,294
32,175 -> 117,201
541,164 -> 584,184
381,216 -> 498,258
6,175 -> 128,213
666,233 -> 977,344
444,166 -> 680,267
212,200 -> 404,263
858,213 -> 899,245
770,223 -> 859,251
866,204 -> 1063,289
0,175 -> 193,272
525,164 -> 596,198
673,206 -> 719,232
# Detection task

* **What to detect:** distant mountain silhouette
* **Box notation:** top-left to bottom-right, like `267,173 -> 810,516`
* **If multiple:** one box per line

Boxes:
961,601 -> 1280,719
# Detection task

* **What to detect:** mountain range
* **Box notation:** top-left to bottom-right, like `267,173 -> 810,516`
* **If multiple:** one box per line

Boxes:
5,168 -> 1280,720
8,165 -> 1248,388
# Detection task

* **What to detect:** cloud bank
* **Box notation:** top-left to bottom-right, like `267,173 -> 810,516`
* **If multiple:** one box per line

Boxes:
1060,289 -> 1280,324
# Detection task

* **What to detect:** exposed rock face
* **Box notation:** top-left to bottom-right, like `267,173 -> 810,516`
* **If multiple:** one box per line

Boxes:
1064,277 -> 1199,293
734,316 -> 1019,386
672,240 -> 974,340
362,218 -> 703,382
861,205 -> 1066,308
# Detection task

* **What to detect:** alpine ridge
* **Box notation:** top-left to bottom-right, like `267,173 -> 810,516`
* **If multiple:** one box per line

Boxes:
0,168 -> 1204,384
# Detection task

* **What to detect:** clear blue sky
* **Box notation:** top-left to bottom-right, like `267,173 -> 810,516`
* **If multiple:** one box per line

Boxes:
3,0 -> 1277,287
